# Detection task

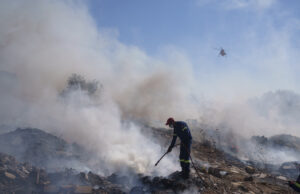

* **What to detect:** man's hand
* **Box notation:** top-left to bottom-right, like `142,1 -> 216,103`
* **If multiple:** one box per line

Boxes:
167,146 -> 172,153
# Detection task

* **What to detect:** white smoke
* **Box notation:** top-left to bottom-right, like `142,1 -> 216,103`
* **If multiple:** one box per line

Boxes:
1,0 -> 300,175
197,90 -> 300,138
0,0 -> 192,175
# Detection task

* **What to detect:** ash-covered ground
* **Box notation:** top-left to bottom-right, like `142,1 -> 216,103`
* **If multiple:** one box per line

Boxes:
0,126 -> 299,193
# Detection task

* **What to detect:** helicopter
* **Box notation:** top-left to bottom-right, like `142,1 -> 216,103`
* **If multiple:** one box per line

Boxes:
219,47 -> 226,57
214,47 -> 227,57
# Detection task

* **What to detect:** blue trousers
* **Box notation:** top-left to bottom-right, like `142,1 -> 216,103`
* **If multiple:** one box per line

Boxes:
179,141 -> 191,173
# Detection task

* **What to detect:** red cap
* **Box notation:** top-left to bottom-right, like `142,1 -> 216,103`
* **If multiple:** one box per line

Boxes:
165,117 -> 175,125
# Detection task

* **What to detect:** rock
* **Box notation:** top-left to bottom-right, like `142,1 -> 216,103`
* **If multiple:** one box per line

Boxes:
16,169 -> 28,178
257,173 -> 267,178
276,176 -> 288,181
21,166 -> 30,174
245,166 -> 255,174
232,182 -> 243,187
230,166 -> 244,174
4,171 -> 16,179
208,167 -> 222,178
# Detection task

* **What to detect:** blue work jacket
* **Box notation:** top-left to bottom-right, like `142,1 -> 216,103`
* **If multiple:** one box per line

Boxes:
169,121 -> 192,148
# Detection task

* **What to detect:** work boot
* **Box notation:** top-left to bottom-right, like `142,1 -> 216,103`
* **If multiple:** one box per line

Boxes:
179,167 -> 185,175
182,172 -> 189,179
181,170 -> 189,179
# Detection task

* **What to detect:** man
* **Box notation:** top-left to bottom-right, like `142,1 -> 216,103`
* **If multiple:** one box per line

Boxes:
166,117 -> 192,179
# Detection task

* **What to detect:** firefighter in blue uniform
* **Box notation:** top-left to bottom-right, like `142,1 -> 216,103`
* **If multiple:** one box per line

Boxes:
166,117 -> 192,179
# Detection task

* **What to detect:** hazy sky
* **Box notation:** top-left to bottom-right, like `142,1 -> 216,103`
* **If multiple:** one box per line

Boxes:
87,0 -> 299,54
87,0 -> 300,98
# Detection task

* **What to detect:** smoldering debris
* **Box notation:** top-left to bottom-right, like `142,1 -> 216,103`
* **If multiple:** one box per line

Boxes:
0,152 -> 126,194
0,126 -> 299,193
0,150 -> 203,194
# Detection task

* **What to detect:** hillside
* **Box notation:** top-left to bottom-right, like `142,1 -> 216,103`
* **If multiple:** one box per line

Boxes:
0,127 -> 298,193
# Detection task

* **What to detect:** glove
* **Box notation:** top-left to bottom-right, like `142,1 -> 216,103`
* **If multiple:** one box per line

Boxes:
167,146 -> 172,153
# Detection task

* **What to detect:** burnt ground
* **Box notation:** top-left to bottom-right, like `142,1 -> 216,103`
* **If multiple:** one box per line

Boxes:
0,127 -> 299,193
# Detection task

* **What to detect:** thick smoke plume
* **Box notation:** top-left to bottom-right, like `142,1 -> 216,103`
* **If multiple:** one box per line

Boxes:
1,0 -> 300,175
0,0 -> 192,175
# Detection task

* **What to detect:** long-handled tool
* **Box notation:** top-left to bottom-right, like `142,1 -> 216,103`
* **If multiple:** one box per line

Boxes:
154,143 -> 207,186
155,144 -> 180,166
155,151 -> 168,166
